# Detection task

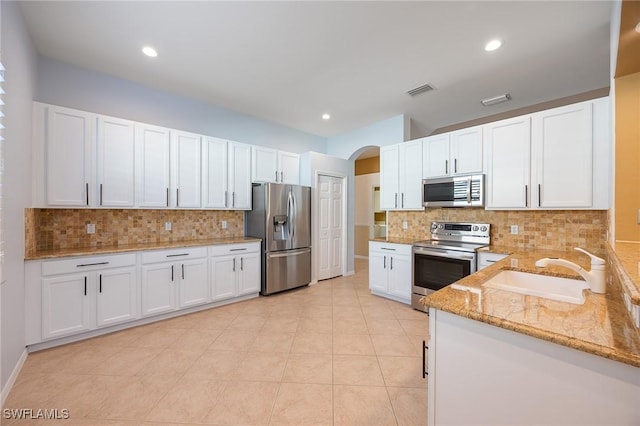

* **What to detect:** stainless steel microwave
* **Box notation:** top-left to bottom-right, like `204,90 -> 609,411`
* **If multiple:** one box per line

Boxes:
422,174 -> 485,208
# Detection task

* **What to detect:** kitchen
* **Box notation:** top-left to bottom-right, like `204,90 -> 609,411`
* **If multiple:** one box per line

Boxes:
2,1 -> 640,425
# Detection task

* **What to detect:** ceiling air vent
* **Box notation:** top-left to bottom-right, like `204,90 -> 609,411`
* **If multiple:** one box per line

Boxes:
406,83 -> 435,97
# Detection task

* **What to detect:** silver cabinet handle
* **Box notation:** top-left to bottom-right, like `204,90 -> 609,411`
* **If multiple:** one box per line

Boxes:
99,184 -> 103,206
225,190 -> 228,207
77,261 -> 109,267
181,264 -> 185,279
166,253 -> 189,258
99,274 -> 102,293
394,193 -> 398,208
538,184 -> 541,207
390,257 -> 393,270
166,188 -> 169,207
84,276 -> 87,296
240,257 -> 244,271
171,265 -> 174,281
380,247 -> 396,251
275,170 -> 278,182
401,193 -> 404,208
280,171 -> 283,182
230,248 -> 247,252
86,183 -> 89,205
233,258 -> 236,272
383,255 -> 386,269
176,188 -> 180,207
232,192 -> 235,208
454,158 -> 458,174
422,340 -> 429,378
445,160 -> 448,175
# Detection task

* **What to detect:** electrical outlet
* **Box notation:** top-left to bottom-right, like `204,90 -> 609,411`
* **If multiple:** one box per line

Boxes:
402,220 -> 408,230
510,225 -> 519,235
165,222 -> 172,231
87,224 -> 96,234
221,220 -> 228,229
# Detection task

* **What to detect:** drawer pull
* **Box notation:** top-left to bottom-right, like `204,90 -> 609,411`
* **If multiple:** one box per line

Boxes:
380,247 -> 396,251
77,262 -> 109,267
99,274 -> 102,293
485,260 -> 497,263
84,276 -> 87,296
166,253 -> 189,258
230,248 -> 247,252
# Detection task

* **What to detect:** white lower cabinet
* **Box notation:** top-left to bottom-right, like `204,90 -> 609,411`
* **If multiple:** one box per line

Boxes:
32,253 -> 138,342
211,242 -> 261,302
477,251 -> 509,270
26,242 -> 261,347
141,247 -> 209,317
368,241 -> 411,304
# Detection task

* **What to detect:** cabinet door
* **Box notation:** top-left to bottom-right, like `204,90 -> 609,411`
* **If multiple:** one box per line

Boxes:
451,127 -> 483,175
237,253 -> 260,295
422,134 -> 450,178
278,151 -> 300,184
379,145 -> 400,210
532,102 -> 593,208
136,124 -> 171,208
229,142 -> 252,210
172,131 -> 201,208
252,146 -> 278,183
202,137 -> 228,209
97,116 -> 136,207
485,117 -> 531,209
211,255 -> 238,301
178,258 -> 209,308
399,140 -> 423,209
141,263 -> 175,316
96,267 -> 138,327
42,274 -> 91,339
388,254 -> 411,302
46,106 -> 93,206
368,251 -> 389,293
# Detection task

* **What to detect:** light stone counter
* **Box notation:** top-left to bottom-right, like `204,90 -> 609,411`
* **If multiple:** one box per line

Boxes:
25,237 -> 262,260
421,247 -> 640,367
369,237 -> 418,245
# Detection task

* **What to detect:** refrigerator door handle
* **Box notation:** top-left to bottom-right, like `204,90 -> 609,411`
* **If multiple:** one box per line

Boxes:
291,190 -> 296,241
287,190 -> 295,242
268,248 -> 309,258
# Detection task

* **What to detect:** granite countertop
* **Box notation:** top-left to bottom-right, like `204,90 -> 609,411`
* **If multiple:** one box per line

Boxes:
421,247 -> 640,368
25,237 -> 262,260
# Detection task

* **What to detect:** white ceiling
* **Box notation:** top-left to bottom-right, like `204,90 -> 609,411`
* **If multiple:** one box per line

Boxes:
19,1 -> 613,138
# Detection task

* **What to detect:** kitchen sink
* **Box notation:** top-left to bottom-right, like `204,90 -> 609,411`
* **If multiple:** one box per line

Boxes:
482,270 -> 589,305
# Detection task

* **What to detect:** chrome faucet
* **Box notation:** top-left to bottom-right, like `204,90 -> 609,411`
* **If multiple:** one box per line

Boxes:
534,247 -> 606,294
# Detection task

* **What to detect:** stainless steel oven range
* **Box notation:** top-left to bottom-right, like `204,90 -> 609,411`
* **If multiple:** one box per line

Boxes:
411,221 -> 490,312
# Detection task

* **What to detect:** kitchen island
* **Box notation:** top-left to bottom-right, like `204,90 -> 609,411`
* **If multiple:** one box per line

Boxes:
421,246 -> 640,425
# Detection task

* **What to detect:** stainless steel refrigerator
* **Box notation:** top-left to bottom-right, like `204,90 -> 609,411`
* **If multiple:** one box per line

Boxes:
245,183 -> 311,295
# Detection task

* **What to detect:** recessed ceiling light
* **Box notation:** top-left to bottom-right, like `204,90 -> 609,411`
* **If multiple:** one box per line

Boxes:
142,46 -> 158,57
322,113 -> 331,120
484,39 -> 502,52
481,93 -> 512,106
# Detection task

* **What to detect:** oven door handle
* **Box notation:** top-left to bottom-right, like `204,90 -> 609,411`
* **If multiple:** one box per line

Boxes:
413,248 -> 475,261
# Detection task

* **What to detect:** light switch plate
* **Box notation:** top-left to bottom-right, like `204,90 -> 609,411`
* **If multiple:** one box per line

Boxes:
87,224 -> 95,234
165,222 -> 172,231
221,220 -> 228,229
510,225 -> 519,235
402,221 -> 408,230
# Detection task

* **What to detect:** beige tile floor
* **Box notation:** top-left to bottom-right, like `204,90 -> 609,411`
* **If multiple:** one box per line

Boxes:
4,259 -> 429,425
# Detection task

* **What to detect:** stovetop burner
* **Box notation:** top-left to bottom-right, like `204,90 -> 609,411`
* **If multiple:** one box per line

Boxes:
413,221 -> 491,252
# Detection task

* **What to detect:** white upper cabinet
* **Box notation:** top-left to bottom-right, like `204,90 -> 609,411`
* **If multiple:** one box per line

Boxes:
202,138 -> 252,210
486,98 -> 610,210
97,116 -> 136,207
135,123 -> 171,208
380,140 -> 423,210
423,127 -> 483,179
44,104 -> 94,206
171,130 -> 202,208
202,136 -> 229,208
485,116 -> 532,209
532,101 -> 593,208
252,146 -> 300,184
229,142 -> 252,209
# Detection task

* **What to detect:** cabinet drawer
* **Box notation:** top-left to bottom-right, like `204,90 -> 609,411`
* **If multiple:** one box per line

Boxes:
209,242 -> 260,257
477,252 -> 508,270
42,253 -> 137,276
369,241 -> 412,256
141,246 -> 208,264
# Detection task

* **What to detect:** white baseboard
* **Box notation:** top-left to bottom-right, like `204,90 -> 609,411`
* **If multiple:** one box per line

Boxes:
1,348 -> 28,407
344,270 -> 355,276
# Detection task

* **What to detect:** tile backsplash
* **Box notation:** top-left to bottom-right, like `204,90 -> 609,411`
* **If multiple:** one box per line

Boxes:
26,208 -> 244,255
388,209 -> 608,251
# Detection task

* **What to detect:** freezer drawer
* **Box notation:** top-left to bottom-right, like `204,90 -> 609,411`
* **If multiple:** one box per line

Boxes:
264,247 -> 311,295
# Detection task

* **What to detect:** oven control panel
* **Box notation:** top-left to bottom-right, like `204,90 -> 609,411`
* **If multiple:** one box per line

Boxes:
430,221 -> 490,238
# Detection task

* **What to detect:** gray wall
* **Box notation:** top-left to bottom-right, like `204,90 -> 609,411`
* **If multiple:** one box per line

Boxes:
36,56 -> 327,154
1,1 -> 37,391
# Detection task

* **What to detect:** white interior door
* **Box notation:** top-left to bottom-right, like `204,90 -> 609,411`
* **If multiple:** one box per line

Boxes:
318,175 -> 344,281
